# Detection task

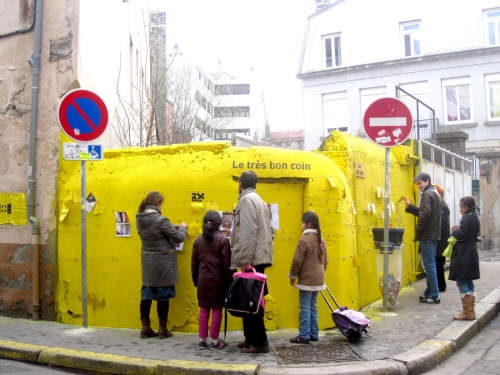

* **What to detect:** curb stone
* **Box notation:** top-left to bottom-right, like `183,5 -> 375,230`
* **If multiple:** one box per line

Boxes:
37,347 -> 160,375
386,359 -> 410,375
434,319 -> 479,350
476,302 -> 500,330
257,360 -> 401,375
0,343 -> 257,375
391,339 -> 454,375
157,360 -> 257,375
480,287 -> 500,305
0,340 -> 48,362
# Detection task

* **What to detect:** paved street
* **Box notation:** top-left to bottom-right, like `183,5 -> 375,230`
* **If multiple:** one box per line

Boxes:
0,358 -> 96,375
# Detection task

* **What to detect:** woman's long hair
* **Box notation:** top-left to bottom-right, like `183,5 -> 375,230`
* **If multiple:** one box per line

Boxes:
202,210 -> 222,241
302,211 -> 322,247
138,191 -> 164,212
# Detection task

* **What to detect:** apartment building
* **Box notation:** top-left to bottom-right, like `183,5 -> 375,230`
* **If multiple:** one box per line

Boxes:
299,0 -> 500,159
192,63 -> 265,145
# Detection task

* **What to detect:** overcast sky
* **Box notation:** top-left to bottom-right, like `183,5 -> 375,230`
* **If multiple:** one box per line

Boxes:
152,0 -> 316,131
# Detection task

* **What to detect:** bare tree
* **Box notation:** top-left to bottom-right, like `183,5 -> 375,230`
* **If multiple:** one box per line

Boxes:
112,11 -> 232,147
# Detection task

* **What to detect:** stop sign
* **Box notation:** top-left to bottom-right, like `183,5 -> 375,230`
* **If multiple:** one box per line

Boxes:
363,98 -> 413,147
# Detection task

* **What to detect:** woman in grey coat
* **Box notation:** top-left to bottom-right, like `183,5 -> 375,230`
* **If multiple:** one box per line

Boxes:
136,191 -> 188,339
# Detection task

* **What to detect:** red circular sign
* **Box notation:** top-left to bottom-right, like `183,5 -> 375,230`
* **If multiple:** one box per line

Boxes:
57,89 -> 109,142
363,97 -> 413,147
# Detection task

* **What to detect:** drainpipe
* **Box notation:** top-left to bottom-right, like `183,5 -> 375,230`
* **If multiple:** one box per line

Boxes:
27,0 -> 44,321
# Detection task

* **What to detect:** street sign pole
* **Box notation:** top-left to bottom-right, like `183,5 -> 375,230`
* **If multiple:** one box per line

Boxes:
383,148 -> 390,312
58,89 -> 108,328
81,160 -> 87,328
363,97 -> 413,312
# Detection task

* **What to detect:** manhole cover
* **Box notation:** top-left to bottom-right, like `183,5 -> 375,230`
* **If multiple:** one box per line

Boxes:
274,343 -> 364,365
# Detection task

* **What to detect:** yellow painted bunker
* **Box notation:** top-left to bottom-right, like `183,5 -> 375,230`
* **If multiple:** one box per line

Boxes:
57,132 -> 419,332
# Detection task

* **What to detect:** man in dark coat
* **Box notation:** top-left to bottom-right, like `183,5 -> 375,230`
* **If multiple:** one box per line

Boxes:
402,172 -> 442,304
434,183 -> 450,292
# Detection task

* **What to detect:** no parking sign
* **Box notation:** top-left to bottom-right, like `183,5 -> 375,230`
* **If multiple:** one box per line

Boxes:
57,89 -> 108,142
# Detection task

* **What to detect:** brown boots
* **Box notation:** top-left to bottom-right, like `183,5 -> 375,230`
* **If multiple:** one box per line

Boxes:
453,294 -> 476,320
140,317 -> 173,339
158,318 -> 173,339
140,317 -> 159,338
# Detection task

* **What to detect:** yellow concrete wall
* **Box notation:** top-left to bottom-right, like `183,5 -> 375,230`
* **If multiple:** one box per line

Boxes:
57,140 -> 357,331
319,132 -> 419,307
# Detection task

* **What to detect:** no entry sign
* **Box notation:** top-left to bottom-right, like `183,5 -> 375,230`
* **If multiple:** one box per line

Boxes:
363,97 -> 413,147
58,89 -> 109,142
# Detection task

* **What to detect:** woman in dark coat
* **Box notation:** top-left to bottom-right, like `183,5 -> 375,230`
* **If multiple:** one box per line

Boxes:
434,183 -> 450,292
191,210 -> 232,350
136,191 -> 188,339
449,196 -> 480,320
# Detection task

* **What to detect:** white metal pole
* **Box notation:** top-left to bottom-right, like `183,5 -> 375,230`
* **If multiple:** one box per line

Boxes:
383,147 -> 391,312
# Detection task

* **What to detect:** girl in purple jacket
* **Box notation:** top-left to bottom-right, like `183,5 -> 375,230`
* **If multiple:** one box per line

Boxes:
191,210 -> 232,350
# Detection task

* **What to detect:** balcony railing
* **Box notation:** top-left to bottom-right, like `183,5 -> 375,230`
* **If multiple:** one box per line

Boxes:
410,118 -> 440,141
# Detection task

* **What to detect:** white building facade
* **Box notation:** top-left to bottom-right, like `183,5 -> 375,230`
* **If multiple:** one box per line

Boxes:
298,0 -> 500,156
194,63 -> 265,145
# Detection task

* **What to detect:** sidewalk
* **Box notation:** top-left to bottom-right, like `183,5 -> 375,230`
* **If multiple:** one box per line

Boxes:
1,250 -> 499,375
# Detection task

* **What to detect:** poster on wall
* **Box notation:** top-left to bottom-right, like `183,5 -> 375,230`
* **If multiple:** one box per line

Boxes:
217,204 -> 278,242
219,211 -> 234,239
115,211 -> 131,237
0,193 -> 27,225
86,193 -> 97,213
173,225 -> 185,251
268,204 -> 280,230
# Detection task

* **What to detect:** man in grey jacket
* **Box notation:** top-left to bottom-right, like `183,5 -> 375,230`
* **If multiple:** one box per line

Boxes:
231,171 -> 273,353
403,172 -> 442,304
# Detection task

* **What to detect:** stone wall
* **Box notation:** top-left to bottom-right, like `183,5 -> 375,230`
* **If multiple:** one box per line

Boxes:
0,0 -> 79,319
477,149 -> 500,251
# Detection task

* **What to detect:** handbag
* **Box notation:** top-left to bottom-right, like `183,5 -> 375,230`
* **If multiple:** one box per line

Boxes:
224,267 -> 267,317
223,267 -> 267,344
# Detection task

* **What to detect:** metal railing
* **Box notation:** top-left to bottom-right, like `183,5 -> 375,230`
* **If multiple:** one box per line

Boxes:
411,118 -> 440,141
396,86 -> 437,142
421,140 -> 473,175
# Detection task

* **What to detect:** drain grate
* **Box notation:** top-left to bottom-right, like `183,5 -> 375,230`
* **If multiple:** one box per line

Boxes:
273,343 -> 364,365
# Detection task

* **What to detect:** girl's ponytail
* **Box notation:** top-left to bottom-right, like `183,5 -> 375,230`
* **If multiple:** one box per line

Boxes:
202,210 -> 222,241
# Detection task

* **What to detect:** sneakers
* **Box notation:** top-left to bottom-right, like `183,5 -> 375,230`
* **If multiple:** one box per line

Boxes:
210,339 -> 228,350
290,336 -> 310,344
198,340 -> 207,350
419,297 -> 440,304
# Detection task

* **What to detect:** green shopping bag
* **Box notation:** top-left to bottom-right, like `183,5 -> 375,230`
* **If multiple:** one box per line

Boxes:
442,237 -> 456,259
